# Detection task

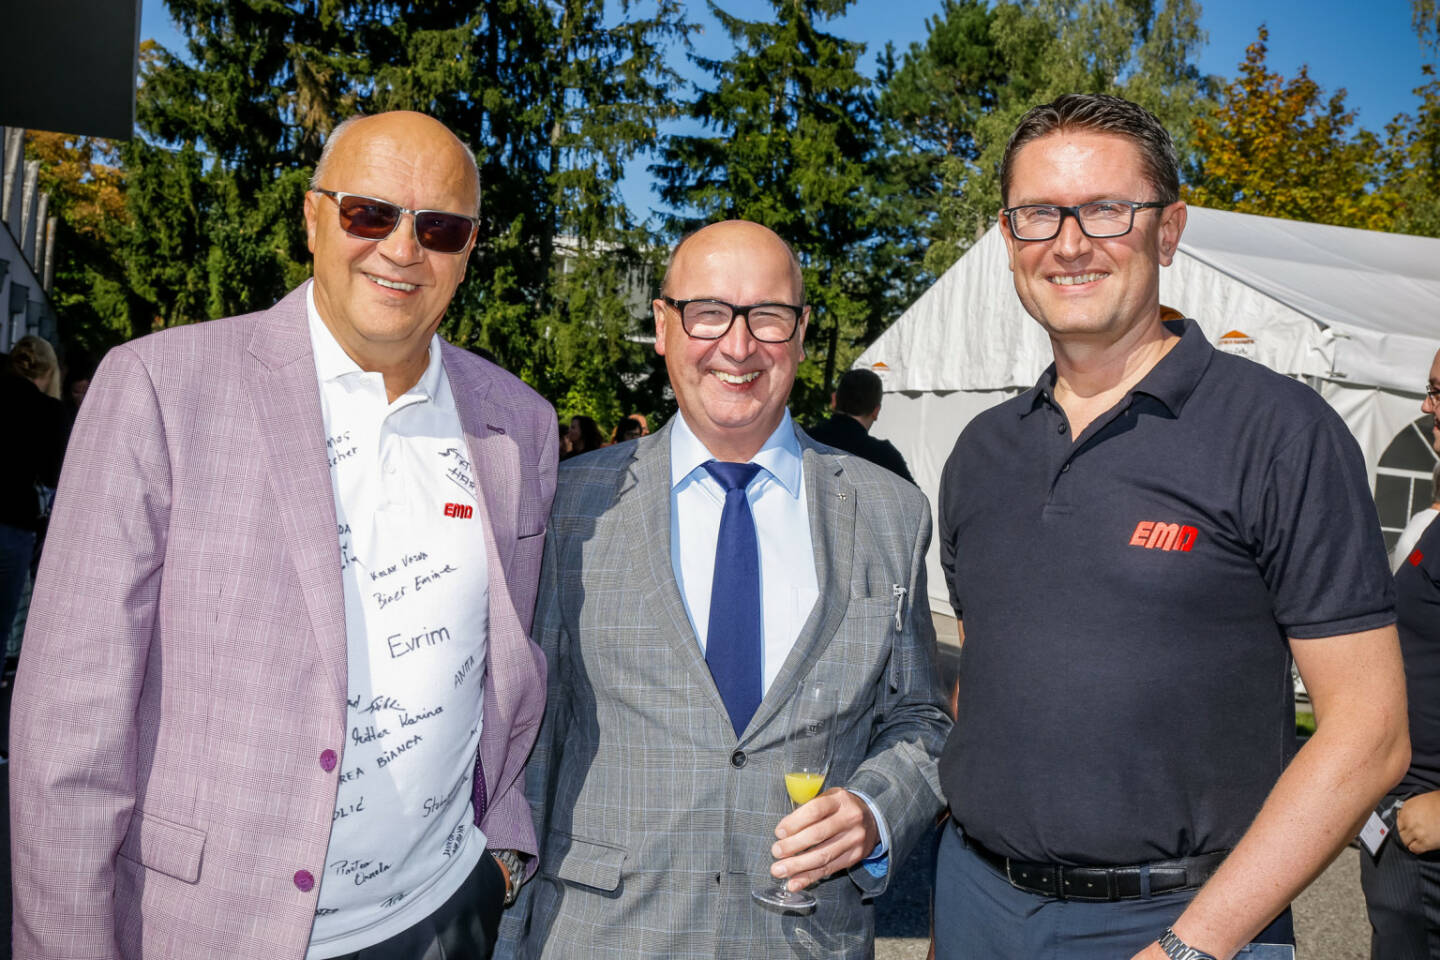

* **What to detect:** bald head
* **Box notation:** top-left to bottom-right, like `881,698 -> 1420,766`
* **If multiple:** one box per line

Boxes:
661,221 -> 804,304
312,112 -> 480,216
652,218 -> 810,463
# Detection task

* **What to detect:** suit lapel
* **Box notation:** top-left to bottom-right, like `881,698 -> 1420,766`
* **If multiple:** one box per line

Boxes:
745,436 -> 855,740
245,286 -> 348,708
443,346 -> 517,579
631,427 -> 734,724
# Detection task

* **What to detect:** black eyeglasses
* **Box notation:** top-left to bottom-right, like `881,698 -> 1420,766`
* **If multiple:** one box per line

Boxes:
1426,384 -> 1440,402
1002,200 -> 1169,241
312,189 -> 478,254
662,297 -> 805,343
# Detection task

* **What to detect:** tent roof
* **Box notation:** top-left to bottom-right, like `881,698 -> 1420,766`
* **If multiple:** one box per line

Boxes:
859,206 -> 1440,395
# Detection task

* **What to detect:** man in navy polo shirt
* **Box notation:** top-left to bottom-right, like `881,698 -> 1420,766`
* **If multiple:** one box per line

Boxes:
932,93 -> 1409,960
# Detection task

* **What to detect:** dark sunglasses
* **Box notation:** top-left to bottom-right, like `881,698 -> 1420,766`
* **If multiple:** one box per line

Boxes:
312,188 -> 477,254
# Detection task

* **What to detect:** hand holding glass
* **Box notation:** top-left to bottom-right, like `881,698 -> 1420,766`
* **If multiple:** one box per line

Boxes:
752,680 -> 834,911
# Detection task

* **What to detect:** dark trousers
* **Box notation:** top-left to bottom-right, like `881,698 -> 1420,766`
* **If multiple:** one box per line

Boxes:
933,821 -> 1294,959
1361,831 -> 1440,959
331,854 -> 505,960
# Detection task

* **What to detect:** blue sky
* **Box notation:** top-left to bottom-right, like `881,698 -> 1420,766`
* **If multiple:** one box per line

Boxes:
139,0 -> 1431,219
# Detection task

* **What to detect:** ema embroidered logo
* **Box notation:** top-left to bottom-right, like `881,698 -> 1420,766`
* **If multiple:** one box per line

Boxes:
443,502 -> 473,519
1128,521 -> 1198,552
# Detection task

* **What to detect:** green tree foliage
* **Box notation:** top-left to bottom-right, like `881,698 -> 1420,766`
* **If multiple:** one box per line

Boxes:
23,131 -> 134,351
35,1 -> 690,428
874,0 -> 1014,281
1382,0 -> 1440,237
654,0 -> 888,415
1186,26 -> 1395,230
877,0 -> 1211,278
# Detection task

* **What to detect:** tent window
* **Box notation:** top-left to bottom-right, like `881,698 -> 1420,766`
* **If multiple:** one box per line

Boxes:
1375,416 -> 1439,552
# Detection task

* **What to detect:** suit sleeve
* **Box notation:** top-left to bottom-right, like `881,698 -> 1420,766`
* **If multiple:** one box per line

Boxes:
496,519 -> 570,956
480,395 -> 559,862
843,496 -> 951,896
10,346 -> 172,960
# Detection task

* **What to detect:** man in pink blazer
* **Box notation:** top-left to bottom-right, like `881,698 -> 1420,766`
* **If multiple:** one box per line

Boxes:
10,112 -> 556,959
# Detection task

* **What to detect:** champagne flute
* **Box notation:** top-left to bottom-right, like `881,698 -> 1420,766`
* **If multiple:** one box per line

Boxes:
752,679 -> 835,910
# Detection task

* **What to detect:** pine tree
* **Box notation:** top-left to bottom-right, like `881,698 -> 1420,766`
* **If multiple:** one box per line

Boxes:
876,0 -> 1211,277
654,0 -> 886,412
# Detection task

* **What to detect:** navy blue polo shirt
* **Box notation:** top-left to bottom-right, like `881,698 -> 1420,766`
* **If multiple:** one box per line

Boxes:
1395,516 -> 1440,797
937,318 -> 1395,866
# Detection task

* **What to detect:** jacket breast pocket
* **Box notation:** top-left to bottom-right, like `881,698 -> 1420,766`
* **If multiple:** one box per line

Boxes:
543,833 -> 626,892
845,595 -> 896,620
117,809 -> 207,884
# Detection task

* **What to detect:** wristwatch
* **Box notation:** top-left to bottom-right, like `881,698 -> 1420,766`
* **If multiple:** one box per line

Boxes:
1158,927 -> 1217,960
491,848 -> 525,907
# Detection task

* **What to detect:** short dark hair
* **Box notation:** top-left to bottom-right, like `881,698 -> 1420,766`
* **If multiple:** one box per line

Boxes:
1000,94 -> 1180,208
834,369 -> 883,416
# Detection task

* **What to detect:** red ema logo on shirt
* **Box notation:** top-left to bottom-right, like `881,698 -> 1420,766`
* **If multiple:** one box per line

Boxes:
1412,550 -> 1425,567
1128,520 -> 1199,553
443,502 -> 473,519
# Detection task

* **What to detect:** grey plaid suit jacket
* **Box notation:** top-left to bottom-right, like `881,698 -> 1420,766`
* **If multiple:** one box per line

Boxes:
9,284 -> 557,959
500,421 -> 949,959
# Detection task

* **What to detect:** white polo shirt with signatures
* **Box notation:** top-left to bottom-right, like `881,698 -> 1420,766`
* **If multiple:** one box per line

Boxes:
304,283 -> 490,957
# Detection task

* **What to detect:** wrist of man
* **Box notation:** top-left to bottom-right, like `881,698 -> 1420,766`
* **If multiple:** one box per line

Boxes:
1157,927 -> 1217,960
491,848 -> 525,907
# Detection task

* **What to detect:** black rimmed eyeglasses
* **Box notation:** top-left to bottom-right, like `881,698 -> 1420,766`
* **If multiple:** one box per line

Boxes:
312,189 -> 478,254
662,297 -> 806,343
1002,200 -> 1169,241
1425,384 -> 1440,402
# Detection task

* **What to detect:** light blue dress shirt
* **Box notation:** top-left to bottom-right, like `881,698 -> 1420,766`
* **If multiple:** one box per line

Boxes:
668,410 -> 891,874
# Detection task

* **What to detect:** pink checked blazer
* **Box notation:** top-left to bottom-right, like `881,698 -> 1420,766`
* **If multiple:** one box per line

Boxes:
9,284 -> 557,959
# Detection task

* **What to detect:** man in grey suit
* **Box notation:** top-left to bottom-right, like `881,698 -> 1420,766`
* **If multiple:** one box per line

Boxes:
499,220 -> 949,958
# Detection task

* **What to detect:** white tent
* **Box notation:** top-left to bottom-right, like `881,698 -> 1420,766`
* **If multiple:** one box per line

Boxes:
855,206 -> 1440,614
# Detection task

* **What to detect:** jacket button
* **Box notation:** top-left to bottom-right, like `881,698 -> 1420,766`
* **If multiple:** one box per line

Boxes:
319,749 -> 338,772
730,750 -> 746,768
294,869 -> 315,892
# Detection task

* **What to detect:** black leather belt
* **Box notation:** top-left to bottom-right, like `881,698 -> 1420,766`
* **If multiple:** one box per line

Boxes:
963,831 -> 1227,902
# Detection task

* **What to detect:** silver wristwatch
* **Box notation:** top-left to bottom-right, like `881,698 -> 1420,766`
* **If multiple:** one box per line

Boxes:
491,848 -> 525,907
1158,928 -> 1217,960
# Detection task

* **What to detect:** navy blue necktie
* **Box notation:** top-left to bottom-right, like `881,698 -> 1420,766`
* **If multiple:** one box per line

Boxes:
703,460 -> 764,737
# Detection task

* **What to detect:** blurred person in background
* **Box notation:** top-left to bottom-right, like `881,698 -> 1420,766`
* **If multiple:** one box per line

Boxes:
0,335 -> 68,682
563,414 -> 604,458
1360,347 -> 1440,959
806,368 -> 913,483
611,415 -> 645,444
62,347 -> 97,419
1390,351 -> 1440,573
